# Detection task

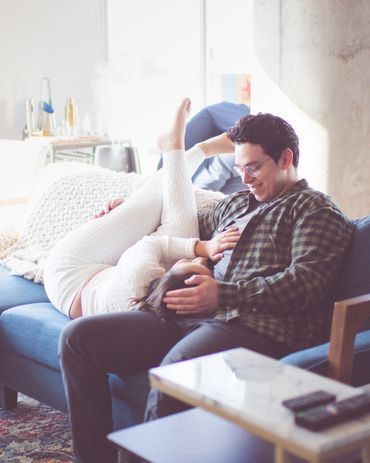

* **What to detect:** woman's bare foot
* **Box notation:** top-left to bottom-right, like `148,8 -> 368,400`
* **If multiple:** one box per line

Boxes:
158,98 -> 191,153
197,132 -> 234,157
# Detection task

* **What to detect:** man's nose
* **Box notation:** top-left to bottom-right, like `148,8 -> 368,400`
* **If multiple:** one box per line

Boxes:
241,170 -> 255,184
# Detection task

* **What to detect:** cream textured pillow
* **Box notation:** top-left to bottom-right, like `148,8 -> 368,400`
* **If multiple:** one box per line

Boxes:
1,163 -> 224,283
0,229 -> 19,257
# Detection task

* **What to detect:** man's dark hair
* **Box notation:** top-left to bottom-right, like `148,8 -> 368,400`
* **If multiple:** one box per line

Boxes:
130,268 -> 199,317
227,113 -> 300,167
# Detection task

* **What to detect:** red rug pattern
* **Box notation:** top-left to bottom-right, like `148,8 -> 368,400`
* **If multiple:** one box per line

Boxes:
0,394 -> 72,462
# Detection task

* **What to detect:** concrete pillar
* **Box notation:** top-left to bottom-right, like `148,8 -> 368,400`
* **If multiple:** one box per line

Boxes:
252,0 -> 370,219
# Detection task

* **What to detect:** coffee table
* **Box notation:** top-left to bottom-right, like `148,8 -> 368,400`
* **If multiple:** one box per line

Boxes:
149,348 -> 370,463
108,407 -> 284,463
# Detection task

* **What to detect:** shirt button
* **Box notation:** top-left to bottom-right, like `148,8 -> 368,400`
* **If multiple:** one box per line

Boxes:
217,226 -> 223,232
252,308 -> 257,312
226,306 -> 230,310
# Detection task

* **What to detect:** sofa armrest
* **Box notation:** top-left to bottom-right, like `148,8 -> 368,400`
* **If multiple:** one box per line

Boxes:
327,293 -> 370,383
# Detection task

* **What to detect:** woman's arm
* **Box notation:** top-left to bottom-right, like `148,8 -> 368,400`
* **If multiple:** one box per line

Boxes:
194,227 -> 240,262
142,229 -> 240,267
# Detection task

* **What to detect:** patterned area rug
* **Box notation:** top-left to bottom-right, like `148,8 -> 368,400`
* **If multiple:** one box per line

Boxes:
0,394 -> 72,462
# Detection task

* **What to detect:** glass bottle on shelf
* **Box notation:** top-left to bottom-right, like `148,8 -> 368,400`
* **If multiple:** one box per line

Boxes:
65,97 -> 78,137
38,77 -> 55,136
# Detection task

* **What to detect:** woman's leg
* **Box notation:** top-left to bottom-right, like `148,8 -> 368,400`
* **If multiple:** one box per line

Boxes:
152,98 -> 200,239
152,148 -> 199,238
154,100 -> 237,239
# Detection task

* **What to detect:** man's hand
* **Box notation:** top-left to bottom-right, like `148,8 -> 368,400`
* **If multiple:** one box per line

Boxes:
195,227 -> 240,262
93,198 -> 124,219
163,274 -> 219,315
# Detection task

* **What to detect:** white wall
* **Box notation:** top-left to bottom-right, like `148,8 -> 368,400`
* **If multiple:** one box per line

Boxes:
1,0 -> 369,218
0,0 -> 106,139
251,0 -> 370,219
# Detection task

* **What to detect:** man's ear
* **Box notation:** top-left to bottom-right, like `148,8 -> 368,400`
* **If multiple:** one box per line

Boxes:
280,148 -> 293,170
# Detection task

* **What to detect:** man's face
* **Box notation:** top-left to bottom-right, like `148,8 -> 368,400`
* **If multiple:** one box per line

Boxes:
234,142 -> 290,203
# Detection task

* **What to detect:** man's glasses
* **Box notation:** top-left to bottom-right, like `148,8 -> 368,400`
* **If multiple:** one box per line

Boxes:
233,158 -> 272,178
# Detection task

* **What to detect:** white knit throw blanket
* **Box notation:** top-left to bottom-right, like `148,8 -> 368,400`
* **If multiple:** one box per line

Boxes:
0,163 -> 224,283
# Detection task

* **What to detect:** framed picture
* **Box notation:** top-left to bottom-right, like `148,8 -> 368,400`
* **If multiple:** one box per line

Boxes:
221,73 -> 251,106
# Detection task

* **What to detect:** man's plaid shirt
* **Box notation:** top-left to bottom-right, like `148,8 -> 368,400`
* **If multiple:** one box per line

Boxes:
198,179 -> 354,350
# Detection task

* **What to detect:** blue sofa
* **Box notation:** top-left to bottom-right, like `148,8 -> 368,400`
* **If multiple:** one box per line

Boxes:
0,215 -> 369,432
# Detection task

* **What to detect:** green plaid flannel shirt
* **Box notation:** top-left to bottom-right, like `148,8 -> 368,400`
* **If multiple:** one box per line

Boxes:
199,179 -> 354,350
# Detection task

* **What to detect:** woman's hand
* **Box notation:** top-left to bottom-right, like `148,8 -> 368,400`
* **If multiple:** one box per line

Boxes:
194,227 -> 240,262
93,198 -> 124,219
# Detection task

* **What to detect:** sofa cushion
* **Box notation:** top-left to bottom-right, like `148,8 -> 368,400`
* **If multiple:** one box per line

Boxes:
281,329 -> 370,386
0,264 -> 49,314
0,303 -> 69,370
333,215 -> 370,301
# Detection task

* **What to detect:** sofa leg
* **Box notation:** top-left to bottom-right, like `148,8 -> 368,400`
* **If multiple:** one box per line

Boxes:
0,383 -> 18,410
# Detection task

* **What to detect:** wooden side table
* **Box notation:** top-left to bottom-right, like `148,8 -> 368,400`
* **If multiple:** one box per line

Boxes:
149,348 -> 370,463
108,407 -> 360,463
49,138 -> 125,164
26,136 -> 137,170
108,407 -> 283,463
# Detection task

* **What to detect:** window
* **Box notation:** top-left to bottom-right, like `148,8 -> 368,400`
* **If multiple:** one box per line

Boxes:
97,0 -> 253,171
100,0 -> 203,154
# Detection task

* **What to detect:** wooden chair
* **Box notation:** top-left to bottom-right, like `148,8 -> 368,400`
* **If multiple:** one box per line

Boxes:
328,292 -> 370,384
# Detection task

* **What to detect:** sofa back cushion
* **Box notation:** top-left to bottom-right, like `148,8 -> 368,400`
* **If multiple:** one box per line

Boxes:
0,264 -> 49,314
333,215 -> 370,300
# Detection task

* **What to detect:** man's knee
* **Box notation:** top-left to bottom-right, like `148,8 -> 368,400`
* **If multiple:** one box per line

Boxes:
159,319 -> 244,368
58,316 -> 99,360
160,347 -> 188,367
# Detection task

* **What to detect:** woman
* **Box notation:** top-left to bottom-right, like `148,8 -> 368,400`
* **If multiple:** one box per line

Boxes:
43,99 -> 240,318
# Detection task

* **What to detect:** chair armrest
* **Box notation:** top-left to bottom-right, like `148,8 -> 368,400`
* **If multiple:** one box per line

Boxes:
327,293 -> 370,383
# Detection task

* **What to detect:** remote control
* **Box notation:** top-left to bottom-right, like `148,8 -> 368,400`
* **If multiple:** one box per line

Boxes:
282,390 -> 336,412
295,391 -> 370,431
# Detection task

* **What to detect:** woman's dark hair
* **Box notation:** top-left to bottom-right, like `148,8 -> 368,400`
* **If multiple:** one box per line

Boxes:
130,268 -> 199,317
227,112 -> 300,167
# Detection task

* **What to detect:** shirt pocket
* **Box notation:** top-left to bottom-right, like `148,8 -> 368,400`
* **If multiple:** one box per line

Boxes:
250,233 -> 292,271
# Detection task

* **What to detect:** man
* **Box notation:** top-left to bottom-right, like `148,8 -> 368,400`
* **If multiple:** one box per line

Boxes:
59,109 -> 353,463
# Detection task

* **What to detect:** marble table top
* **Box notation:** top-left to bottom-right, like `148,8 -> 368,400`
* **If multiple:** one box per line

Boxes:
150,348 -> 370,461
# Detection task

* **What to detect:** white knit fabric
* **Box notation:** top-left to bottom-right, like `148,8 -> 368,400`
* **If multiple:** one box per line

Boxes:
1,164 -> 143,282
0,229 -> 19,258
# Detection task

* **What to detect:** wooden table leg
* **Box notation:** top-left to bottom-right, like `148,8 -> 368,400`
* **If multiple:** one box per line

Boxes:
275,446 -> 292,463
363,444 -> 370,463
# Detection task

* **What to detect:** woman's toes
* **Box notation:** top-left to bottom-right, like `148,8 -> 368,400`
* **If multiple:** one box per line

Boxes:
157,98 -> 191,152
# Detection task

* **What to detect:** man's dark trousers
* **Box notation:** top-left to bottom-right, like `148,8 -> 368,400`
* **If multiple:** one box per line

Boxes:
59,310 -> 290,463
